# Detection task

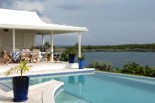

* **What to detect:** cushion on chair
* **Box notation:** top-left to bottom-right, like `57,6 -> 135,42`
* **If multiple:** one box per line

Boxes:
12,51 -> 21,62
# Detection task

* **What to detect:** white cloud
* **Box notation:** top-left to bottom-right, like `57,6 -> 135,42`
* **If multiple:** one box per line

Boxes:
11,0 -> 52,23
40,16 -> 53,23
13,0 -> 44,11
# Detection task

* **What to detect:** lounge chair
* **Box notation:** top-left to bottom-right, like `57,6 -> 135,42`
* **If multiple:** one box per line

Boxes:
12,50 -> 21,63
41,51 -> 48,62
20,52 -> 31,62
31,49 -> 39,63
54,53 -> 62,63
0,51 -> 12,65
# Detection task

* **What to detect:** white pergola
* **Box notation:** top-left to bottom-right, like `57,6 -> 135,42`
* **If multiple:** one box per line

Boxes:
0,8 -> 88,61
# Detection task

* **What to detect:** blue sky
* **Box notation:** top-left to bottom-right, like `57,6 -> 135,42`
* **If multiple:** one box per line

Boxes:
0,0 -> 155,45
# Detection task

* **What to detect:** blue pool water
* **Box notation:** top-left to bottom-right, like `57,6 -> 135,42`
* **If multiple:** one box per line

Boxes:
55,72 -> 155,103
0,72 -> 155,103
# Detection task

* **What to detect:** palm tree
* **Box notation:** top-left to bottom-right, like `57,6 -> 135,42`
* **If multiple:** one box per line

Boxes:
4,60 -> 32,78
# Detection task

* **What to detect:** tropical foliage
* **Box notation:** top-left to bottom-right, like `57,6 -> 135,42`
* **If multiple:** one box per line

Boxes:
120,62 -> 155,77
78,55 -> 85,60
88,61 -> 155,77
88,61 -> 113,71
61,51 -> 69,62
4,61 -> 32,78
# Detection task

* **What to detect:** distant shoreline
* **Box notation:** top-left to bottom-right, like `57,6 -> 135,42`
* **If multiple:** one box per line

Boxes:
85,49 -> 155,52
83,43 -> 155,52
55,43 -> 155,52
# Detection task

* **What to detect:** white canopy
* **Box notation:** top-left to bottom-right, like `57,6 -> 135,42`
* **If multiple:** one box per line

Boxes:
0,8 -> 85,59
0,8 -> 88,34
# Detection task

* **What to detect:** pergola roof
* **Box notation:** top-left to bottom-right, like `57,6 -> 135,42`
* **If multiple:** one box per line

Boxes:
0,8 -> 88,34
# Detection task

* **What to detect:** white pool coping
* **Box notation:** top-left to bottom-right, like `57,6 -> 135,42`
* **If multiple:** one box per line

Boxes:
42,80 -> 64,103
0,68 -> 95,79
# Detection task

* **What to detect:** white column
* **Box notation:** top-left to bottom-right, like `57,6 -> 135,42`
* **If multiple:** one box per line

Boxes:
78,32 -> 82,58
12,29 -> 15,51
42,35 -> 45,46
33,34 -> 36,46
50,31 -> 54,61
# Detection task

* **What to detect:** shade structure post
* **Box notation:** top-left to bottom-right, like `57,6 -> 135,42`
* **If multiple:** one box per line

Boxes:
12,29 -> 15,51
33,34 -> 36,46
50,31 -> 54,61
78,32 -> 82,58
42,35 -> 45,46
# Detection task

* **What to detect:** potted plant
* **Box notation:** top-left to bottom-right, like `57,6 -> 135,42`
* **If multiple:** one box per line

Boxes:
78,55 -> 85,69
68,48 -> 77,63
61,51 -> 68,62
4,60 -> 32,102
47,52 -> 52,61
44,42 -> 51,52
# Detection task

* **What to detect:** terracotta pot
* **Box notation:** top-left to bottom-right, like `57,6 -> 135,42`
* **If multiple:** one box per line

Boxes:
47,57 -> 51,61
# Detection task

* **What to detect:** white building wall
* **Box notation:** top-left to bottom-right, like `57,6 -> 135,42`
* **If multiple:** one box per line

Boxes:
24,32 -> 34,49
16,32 -> 24,49
0,30 -> 35,51
1,30 -> 12,51
0,32 -> 2,52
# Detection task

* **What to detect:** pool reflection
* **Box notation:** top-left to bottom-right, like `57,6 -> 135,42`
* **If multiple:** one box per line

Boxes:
68,75 -> 86,85
68,76 -> 75,84
78,75 -> 85,86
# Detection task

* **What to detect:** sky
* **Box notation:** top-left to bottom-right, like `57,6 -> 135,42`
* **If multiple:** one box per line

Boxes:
0,0 -> 155,45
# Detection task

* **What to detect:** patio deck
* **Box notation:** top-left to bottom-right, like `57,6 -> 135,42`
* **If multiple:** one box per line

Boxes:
0,62 -> 79,73
0,62 -> 95,78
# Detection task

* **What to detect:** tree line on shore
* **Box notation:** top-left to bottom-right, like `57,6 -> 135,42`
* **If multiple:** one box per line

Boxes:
83,43 -> 155,51
55,43 -> 155,52
40,43 -> 155,52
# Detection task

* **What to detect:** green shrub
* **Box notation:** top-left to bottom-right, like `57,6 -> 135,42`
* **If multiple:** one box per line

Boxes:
88,61 -> 113,71
61,52 -> 68,62
143,66 -> 155,77
121,62 -> 155,77
88,61 -> 155,77
121,62 -> 144,75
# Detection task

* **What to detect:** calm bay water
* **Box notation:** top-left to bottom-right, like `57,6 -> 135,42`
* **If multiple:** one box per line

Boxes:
84,51 -> 155,68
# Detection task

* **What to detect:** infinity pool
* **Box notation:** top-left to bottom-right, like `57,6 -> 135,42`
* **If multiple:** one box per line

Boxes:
55,72 -> 155,103
0,72 -> 155,103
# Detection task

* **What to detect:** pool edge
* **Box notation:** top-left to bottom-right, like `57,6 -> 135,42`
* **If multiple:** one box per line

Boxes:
42,80 -> 64,103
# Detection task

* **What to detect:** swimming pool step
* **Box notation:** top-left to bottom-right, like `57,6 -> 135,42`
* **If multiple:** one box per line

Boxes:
56,91 -> 89,103
0,79 -> 46,92
0,81 -> 12,92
